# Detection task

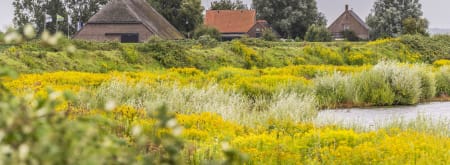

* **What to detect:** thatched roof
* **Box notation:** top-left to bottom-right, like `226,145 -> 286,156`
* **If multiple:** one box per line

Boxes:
87,0 -> 184,39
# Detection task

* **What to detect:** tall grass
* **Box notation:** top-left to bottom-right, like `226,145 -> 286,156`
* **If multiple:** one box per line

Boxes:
75,80 -> 318,126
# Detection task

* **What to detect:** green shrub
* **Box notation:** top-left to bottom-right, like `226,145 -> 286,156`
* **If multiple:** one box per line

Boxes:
435,67 -> 450,96
120,45 -> 140,63
342,29 -> 361,41
313,73 -> 351,108
238,37 -> 275,47
72,40 -> 120,51
353,70 -> 395,106
193,25 -> 221,40
399,35 -> 450,62
198,35 -> 218,48
373,61 -> 422,105
304,24 -> 332,42
261,29 -> 278,41
416,66 -> 436,100
230,41 -> 262,69
138,39 -> 191,68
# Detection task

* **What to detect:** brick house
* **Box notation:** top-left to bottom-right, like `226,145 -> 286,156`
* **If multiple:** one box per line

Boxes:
328,5 -> 370,40
205,10 -> 275,40
74,0 -> 183,42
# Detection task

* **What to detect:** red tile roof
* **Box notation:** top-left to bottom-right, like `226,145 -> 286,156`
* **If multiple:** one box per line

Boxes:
205,10 -> 256,33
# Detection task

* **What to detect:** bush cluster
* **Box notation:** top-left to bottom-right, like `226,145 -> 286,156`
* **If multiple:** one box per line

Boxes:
342,29 -> 361,41
435,67 -> 450,97
304,24 -> 332,42
314,61 -> 443,108
399,34 -> 450,62
193,25 -> 221,40
198,35 -> 218,48
137,39 -> 191,68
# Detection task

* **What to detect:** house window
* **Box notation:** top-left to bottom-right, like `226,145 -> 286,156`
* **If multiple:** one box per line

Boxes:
256,28 -> 261,32
105,33 -> 140,43
121,33 -> 139,43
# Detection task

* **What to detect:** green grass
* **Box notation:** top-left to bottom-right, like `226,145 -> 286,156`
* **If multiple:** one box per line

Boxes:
1,35 -> 449,73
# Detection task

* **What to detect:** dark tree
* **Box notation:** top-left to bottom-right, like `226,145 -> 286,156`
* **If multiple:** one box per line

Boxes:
366,0 -> 427,39
402,17 -> 429,36
253,0 -> 326,39
13,0 -> 109,35
148,0 -> 204,37
210,0 -> 247,10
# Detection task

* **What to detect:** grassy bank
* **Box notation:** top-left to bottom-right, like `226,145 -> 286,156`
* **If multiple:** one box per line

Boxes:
1,35 -> 449,73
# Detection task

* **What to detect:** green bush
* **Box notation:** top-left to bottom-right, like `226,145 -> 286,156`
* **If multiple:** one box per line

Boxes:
193,25 -> 221,40
238,37 -> 275,47
399,35 -> 450,62
416,66 -> 436,100
72,40 -> 121,51
261,29 -> 278,41
198,35 -> 218,48
435,67 -> 450,96
313,73 -> 351,108
120,44 -> 140,63
352,70 -> 395,106
342,29 -> 361,41
304,24 -> 332,42
138,39 -> 191,68
230,41 -> 262,69
373,62 -> 422,105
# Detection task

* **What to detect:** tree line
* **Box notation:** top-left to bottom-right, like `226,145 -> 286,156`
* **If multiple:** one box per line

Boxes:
12,0 -> 429,40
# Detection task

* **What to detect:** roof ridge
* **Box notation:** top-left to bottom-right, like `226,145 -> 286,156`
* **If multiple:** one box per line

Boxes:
124,0 -> 143,23
349,10 -> 370,30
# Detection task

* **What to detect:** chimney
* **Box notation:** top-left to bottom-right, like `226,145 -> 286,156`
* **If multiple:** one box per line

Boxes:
345,4 -> 349,11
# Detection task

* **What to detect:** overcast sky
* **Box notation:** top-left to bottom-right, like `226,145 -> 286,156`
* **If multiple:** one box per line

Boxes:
1,0 -> 449,31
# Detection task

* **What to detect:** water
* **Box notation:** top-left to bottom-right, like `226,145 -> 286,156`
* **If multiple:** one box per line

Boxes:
315,102 -> 450,128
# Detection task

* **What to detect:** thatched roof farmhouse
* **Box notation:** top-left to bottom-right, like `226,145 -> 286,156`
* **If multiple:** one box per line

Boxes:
74,0 -> 184,42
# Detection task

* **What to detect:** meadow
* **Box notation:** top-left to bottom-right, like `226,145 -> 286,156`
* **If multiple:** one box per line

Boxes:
1,31 -> 450,164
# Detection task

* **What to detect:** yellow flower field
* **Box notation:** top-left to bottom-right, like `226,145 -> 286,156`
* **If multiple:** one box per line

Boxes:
3,65 -> 368,95
1,64 -> 450,164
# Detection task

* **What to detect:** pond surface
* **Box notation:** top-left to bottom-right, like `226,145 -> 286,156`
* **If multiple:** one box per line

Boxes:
316,102 -> 450,128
